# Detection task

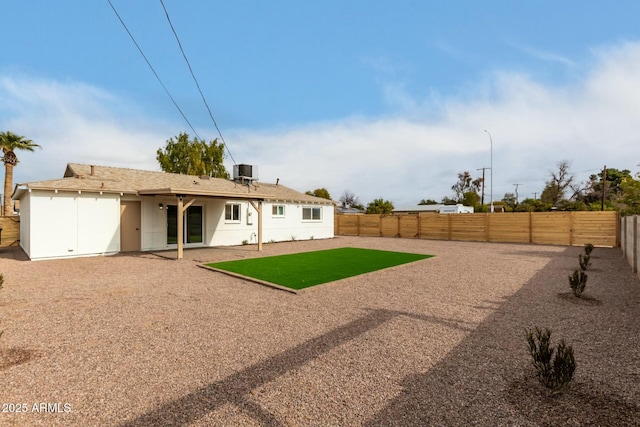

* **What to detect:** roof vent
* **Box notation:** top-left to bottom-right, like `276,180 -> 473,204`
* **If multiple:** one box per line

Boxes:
233,164 -> 258,184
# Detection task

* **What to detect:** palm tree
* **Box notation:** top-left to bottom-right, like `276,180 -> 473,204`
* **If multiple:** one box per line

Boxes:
0,131 -> 41,216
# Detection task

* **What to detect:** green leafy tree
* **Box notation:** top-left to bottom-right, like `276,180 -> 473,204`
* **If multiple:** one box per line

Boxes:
577,167 -> 634,211
515,198 -> 550,212
366,198 -> 394,214
502,192 -> 517,209
619,174 -> 640,215
540,183 -> 560,206
451,171 -> 482,203
418,198 -> 439,205
587,168 -> 631,201
475,204 -> 490,213
305,188 -> 332,200
462,191 -> 479,207
562,200 -> 591,211
156,132 -> 229,178
0,131 -> 41,216
441,196 -> 458,205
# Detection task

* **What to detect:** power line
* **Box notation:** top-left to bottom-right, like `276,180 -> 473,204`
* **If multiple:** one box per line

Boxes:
106,0 -> 202,141
159,0 -> 237,165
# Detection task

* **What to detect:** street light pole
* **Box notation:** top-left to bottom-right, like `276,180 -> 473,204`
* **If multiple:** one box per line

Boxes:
484,129 -> 494,213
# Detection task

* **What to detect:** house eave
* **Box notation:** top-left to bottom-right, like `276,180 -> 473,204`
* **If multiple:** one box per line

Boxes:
12,185 -> 137,199
137,188 -> 275,200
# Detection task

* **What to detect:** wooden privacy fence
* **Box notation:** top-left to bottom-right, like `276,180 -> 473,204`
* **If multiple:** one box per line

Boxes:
334,211 -> 619,247
620,215 -> 639,278
0,216 -> 20,247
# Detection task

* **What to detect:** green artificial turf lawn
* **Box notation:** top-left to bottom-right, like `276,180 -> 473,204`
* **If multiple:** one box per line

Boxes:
206,247 -> 433,290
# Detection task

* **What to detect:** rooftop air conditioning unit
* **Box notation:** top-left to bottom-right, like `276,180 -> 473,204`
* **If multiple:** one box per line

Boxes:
233,164 -> 258,183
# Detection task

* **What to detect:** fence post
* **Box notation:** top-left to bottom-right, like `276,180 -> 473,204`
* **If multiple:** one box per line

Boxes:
447,214 -> 452,241
357,215 -> 361,236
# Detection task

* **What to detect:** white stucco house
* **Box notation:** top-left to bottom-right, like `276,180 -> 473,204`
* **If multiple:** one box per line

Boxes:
12,163 -> 334,260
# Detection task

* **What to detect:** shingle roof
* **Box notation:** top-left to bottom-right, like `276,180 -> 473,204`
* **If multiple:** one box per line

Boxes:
13,163 -> 334,204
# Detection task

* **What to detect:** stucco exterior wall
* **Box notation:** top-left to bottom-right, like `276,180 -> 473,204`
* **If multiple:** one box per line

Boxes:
139,198 -> 334,250
140,197 -> 167,250
18,193 -> 30,255
261,202 -> 334,243
19,191 -> 334,259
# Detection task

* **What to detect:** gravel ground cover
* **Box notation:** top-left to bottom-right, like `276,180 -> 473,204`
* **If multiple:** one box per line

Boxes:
0,236 -> 639,426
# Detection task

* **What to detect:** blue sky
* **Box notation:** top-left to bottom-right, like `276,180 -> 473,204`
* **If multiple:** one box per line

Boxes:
2,1 -> 640,206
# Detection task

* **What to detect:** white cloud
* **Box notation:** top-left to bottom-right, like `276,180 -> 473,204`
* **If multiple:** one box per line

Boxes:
2,41 -> 640,206
232,42 -> 640,204
0,75 -> 170,185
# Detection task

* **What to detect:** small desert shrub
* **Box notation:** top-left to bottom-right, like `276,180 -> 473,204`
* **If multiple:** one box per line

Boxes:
291,235 -> 297,241
241,239 -> 249,246
584,243 -> 594,256
526,327 -> 576,394
569,269 -> 587,297
579,253 -> 591,271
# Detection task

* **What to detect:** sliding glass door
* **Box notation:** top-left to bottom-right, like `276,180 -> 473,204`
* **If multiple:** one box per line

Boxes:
186,206 -> 203,243
167,205 -> 203,245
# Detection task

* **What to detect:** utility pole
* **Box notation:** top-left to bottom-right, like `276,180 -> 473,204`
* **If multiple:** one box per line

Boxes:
601,165 -> 607,211
533,192 -> 538,200
513,183 -> 522,206
476,167 -> 490,206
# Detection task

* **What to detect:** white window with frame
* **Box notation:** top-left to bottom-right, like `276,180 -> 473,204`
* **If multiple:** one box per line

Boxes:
302,206 -> 322,221
272,204 -> 285,217
225,203 -> 241,223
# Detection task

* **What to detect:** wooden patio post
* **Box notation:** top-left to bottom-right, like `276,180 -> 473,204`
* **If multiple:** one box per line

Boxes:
257,200 -> 263,251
